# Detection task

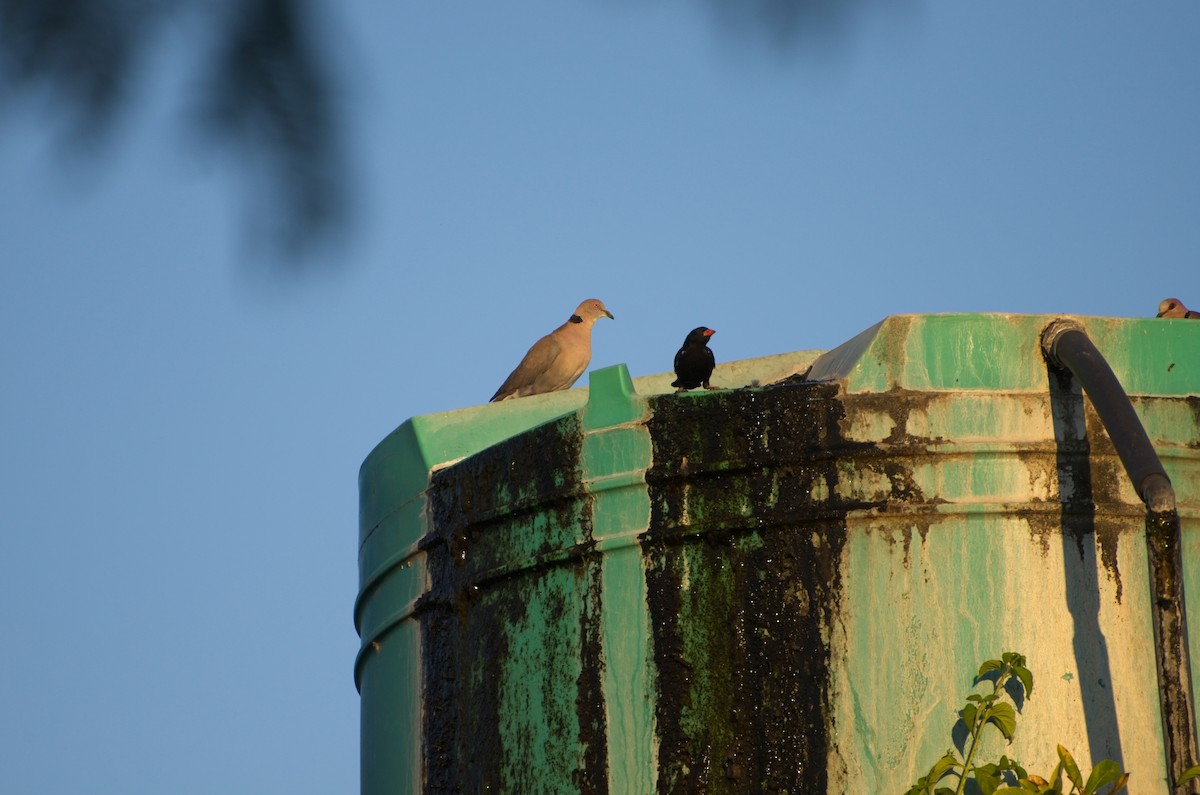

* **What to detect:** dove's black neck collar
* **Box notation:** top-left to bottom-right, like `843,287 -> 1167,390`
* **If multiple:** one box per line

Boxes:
568,314 -> 583,324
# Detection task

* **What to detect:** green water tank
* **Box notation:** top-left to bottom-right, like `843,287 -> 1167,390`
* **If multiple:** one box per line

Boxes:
356,313 -> 1200,793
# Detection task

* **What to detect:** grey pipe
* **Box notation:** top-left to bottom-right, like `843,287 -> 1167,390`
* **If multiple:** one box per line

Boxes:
1041,318 -> 1198,790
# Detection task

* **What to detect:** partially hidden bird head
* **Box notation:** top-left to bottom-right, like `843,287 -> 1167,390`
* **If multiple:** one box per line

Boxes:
571,298 -> 615,325
1157,297 -> 1188,318
684,326 -> 716,345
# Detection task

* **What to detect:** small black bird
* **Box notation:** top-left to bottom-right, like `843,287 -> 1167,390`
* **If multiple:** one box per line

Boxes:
672,327 -> 717,391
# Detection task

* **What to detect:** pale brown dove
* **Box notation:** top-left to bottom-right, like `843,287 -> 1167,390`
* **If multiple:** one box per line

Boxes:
1156,298 -> 1200,319
490,298 -> 615,401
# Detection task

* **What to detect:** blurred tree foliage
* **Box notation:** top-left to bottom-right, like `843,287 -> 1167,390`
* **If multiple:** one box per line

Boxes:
0,0 -> 346,263
0,0 -> 896,269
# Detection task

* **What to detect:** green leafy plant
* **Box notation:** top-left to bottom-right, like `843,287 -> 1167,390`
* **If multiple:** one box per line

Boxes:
904,652 -> 1129,795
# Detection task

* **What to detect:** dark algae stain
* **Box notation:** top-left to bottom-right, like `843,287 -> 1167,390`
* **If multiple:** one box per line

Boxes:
419,414 -> 608,793
574,558 -> 609,795
1146,507 -> 1200,788
1188,395 -> 1200,449
643,382 -> 880,794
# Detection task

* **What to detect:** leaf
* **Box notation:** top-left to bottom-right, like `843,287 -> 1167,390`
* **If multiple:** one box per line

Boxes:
1047,761 -> 1063,791
997,755 -> 1028,778
975,762 -> 1002,794
1109,772 -> 1128,793
1014,665 -> 1034,699
1057,746 -> 1084,791
906,752 -> 957,793
987,702 -> 1018,741
1081,759 -> 1122,794
962,703 -> 978,729
979,659 -> 1004,680
1179,765 -> 1200,787
1017,777 -> 1055,794
926,751 -> 958,785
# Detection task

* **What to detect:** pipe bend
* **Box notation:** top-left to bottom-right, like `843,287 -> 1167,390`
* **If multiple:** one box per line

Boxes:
1039,318 -> 1175,510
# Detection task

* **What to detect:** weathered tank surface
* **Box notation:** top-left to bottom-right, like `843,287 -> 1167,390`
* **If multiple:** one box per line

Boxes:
356,313 -> 1200,793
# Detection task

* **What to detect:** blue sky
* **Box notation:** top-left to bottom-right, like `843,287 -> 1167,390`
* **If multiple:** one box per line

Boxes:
2,2 -> 1197,792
